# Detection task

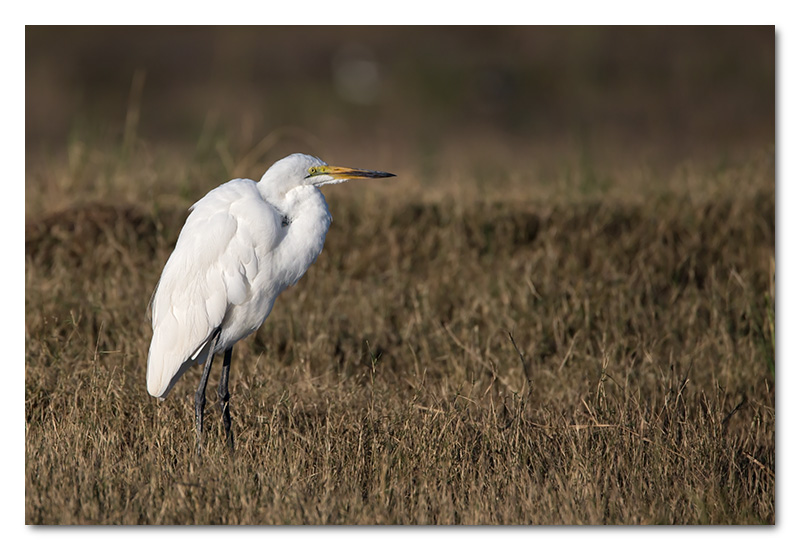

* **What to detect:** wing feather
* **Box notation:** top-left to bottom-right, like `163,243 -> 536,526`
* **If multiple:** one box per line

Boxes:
146,179 -> 280,398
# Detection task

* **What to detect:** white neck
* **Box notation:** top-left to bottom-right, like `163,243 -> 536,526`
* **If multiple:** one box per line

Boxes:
261,184 -> 332,288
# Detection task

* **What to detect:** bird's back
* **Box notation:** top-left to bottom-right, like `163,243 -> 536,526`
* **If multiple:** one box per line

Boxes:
146,179 -> 284,398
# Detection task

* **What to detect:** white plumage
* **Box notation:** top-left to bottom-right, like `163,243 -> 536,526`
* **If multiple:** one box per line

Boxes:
145,153 -> 394,450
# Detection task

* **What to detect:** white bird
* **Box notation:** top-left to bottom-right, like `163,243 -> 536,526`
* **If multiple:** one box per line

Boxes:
146,153 -> 395,451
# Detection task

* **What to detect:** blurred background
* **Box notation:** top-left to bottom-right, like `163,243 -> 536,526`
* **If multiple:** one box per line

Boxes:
26,25 -> 774,202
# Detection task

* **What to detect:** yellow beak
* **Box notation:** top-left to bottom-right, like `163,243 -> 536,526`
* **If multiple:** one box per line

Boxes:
308,165 -> 396,180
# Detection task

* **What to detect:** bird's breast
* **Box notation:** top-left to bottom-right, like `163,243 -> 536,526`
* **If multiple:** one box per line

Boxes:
216,188 -> 332,351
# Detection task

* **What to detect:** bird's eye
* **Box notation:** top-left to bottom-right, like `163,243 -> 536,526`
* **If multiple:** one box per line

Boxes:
308,167 -> 318,175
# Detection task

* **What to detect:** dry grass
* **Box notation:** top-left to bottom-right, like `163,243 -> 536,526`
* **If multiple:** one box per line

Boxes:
25,146 -> 774,524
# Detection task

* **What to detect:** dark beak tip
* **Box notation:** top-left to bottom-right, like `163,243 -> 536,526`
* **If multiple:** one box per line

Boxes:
358,170 -> 396,179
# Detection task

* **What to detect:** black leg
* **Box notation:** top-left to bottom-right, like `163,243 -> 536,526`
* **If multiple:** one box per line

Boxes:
195,329 -> 220,454
217,347 -> 234,451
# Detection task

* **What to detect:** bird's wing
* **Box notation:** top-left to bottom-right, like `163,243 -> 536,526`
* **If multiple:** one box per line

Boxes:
146,179 -> 281,398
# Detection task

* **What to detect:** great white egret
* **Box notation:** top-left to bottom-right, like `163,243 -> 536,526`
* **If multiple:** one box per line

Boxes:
146,153 -> 395,451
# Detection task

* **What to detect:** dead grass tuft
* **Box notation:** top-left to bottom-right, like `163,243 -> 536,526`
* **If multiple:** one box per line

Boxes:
25,156 -> 774,524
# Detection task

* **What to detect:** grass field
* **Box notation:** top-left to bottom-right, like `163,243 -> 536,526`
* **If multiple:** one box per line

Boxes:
25,26 -> 775,525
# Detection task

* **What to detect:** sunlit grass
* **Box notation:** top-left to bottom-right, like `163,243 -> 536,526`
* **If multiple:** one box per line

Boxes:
25,142 -> 774,524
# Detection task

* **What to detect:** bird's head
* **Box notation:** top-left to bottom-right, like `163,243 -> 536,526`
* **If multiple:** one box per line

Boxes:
260,153 -> 395,195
